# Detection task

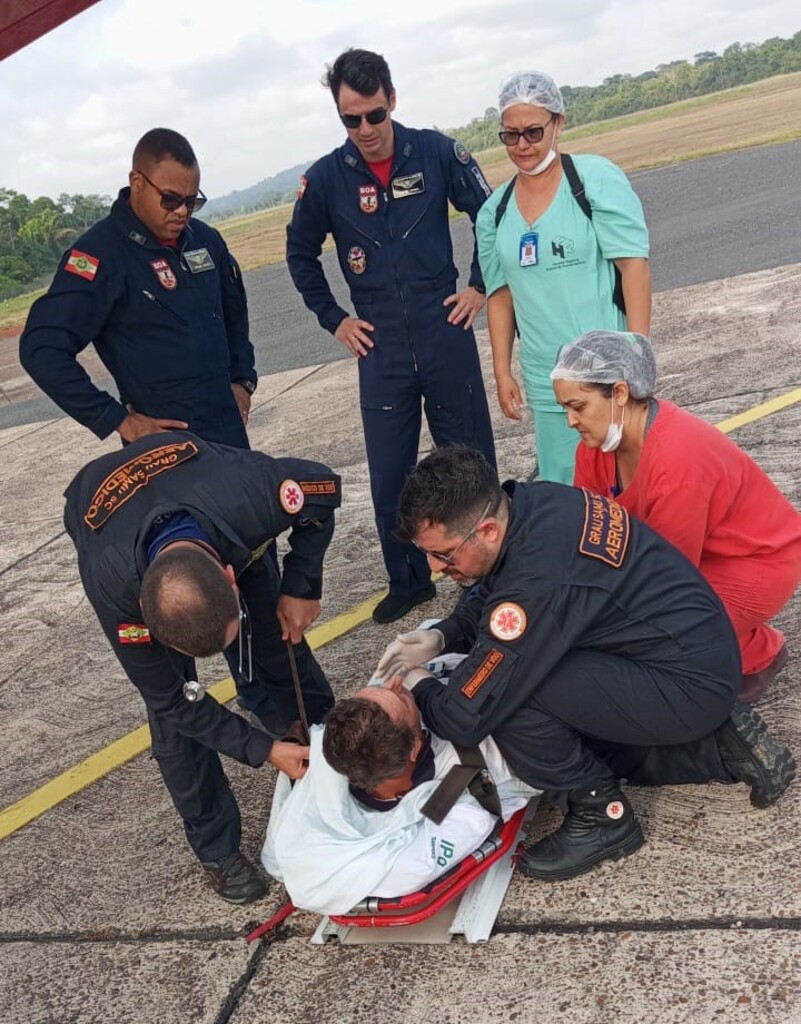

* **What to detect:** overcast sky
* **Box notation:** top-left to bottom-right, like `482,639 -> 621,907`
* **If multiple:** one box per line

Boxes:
2,0 -> 798,201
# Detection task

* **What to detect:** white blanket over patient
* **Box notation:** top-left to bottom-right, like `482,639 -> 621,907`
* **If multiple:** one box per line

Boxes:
262,723 -> 538,915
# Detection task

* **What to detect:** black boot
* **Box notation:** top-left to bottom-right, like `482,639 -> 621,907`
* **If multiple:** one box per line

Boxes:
201,851 -> 268,904
518,780 -> 644,881
716,702 -> 796,808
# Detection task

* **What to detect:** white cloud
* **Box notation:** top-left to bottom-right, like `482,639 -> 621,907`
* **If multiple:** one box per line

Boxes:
1,0 -> 798,199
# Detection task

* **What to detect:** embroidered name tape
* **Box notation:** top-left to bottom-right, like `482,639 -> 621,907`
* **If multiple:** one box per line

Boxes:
299,480 -> 337,496
461,648 -> 504,699
84,441 -> 199,530
578,489 -> 631,568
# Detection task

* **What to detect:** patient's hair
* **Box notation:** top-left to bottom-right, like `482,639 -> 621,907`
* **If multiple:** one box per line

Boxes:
323,697 -> 416,792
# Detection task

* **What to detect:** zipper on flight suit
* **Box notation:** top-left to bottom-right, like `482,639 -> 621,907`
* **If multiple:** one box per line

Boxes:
141,289 -> 189,325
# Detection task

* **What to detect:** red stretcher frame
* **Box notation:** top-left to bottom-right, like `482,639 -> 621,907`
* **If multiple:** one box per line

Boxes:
246,806 -> 525,942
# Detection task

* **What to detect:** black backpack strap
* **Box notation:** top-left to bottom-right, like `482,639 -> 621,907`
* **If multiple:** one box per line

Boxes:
561,152 -> 626,315
494,176 -> 518,228
421,743 -> 502,824
560,153 -> 592,219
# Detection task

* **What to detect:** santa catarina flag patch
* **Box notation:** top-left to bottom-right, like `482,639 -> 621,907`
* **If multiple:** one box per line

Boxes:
65,249 -> 100,281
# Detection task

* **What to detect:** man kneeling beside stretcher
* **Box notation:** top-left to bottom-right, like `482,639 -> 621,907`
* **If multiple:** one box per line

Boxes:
262,666 -> 538,916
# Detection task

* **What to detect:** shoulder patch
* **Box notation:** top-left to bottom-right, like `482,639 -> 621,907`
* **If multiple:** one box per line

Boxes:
299,479 -> 337,496
279,479 -> 305,514
65,249 -> 99,281
118,622 -> 151,645
578,489 -> 631,568
461,648 -> 504,699
453,140 -> 471,165
489,602 -> 527,641
84,441 -> 199,531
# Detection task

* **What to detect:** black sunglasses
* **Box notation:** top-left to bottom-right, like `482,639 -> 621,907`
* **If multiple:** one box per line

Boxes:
340,106 -> 389,129
136,169 -> 207,213
498,118 -> 555,148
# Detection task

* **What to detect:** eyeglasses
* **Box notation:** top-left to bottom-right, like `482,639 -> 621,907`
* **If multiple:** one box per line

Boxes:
498,119 -> 554,147
340,106 -> 389,129
136,169 -> 207,213
413,499 -> 494,566
238,597 -> 253,684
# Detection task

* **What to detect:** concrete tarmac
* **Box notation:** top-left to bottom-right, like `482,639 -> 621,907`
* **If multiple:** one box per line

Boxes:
1,264 -> 800,1023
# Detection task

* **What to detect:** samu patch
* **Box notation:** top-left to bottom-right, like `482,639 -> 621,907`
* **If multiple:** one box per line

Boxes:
118,623 -> 151,645
461,648 -> 504,699
578,489 -> 631,568
489,602 -> 527,641
84,441 -> 199,531
150,258 -> 177,290
65,249 -> 99,281
279,479 -> 305,514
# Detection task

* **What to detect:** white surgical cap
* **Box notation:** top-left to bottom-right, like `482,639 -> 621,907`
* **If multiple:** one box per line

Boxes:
498,71 -> 564,115
550,331 -> 657,399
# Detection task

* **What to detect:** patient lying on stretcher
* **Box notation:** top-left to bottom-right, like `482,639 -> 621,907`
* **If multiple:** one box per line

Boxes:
261,663 -> 538,916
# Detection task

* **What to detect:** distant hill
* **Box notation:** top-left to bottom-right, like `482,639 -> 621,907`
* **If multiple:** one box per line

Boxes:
199,161 -> 313,222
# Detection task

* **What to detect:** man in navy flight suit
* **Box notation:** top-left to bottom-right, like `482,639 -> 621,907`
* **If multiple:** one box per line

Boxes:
20,128 -> 258,449
286,48 -> 497,624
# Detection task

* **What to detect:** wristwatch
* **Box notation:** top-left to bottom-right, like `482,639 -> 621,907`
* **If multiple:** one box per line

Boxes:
233,378 -> 258,395
472,282 -> 486,295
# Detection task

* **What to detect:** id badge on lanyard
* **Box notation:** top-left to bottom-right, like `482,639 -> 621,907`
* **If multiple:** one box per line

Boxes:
519,232 -> 538,267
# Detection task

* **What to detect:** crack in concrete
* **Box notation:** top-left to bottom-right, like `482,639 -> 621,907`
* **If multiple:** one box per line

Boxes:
494,916 -> 801,936
0,528 -> 66,580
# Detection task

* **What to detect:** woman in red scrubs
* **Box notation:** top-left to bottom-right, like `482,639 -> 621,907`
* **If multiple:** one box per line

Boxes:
551,330 -> 801,700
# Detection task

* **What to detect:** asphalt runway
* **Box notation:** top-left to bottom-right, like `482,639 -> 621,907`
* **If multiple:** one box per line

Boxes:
2,139 -> 800,431
2,141 -> 800,1024
243,138 -> 801,377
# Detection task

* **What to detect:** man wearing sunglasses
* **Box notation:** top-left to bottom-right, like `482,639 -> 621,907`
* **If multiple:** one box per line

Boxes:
287,48 -> 496,625
64,431 -> 341,903
21,128 -> 257,449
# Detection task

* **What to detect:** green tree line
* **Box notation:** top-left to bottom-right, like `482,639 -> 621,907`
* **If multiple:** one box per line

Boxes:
3,30 -> 800,295
0,190 -> 111,300
445,33 -> 801,153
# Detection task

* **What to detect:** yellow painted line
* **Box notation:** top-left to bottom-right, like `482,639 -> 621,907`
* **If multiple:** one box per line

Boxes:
714,388 -> 801,434
3,385 -> 800,842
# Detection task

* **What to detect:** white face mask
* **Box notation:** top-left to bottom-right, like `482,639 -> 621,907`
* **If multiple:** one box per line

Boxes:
601,398 -> 626,453
518,146 -> 558,177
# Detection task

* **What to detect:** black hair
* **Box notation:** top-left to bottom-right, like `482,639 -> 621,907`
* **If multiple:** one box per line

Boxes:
396,445 -> 504,542
324,48 -> 393,106
132,128 -> 197,170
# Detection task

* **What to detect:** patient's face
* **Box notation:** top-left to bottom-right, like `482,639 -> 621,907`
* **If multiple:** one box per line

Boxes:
357,686 -> 421,732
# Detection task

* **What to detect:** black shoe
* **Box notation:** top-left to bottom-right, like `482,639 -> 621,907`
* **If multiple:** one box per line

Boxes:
518,780 -> 644,881
716,702 -> 796,808
201,851 -> 268,904
372,584 -> 436,624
